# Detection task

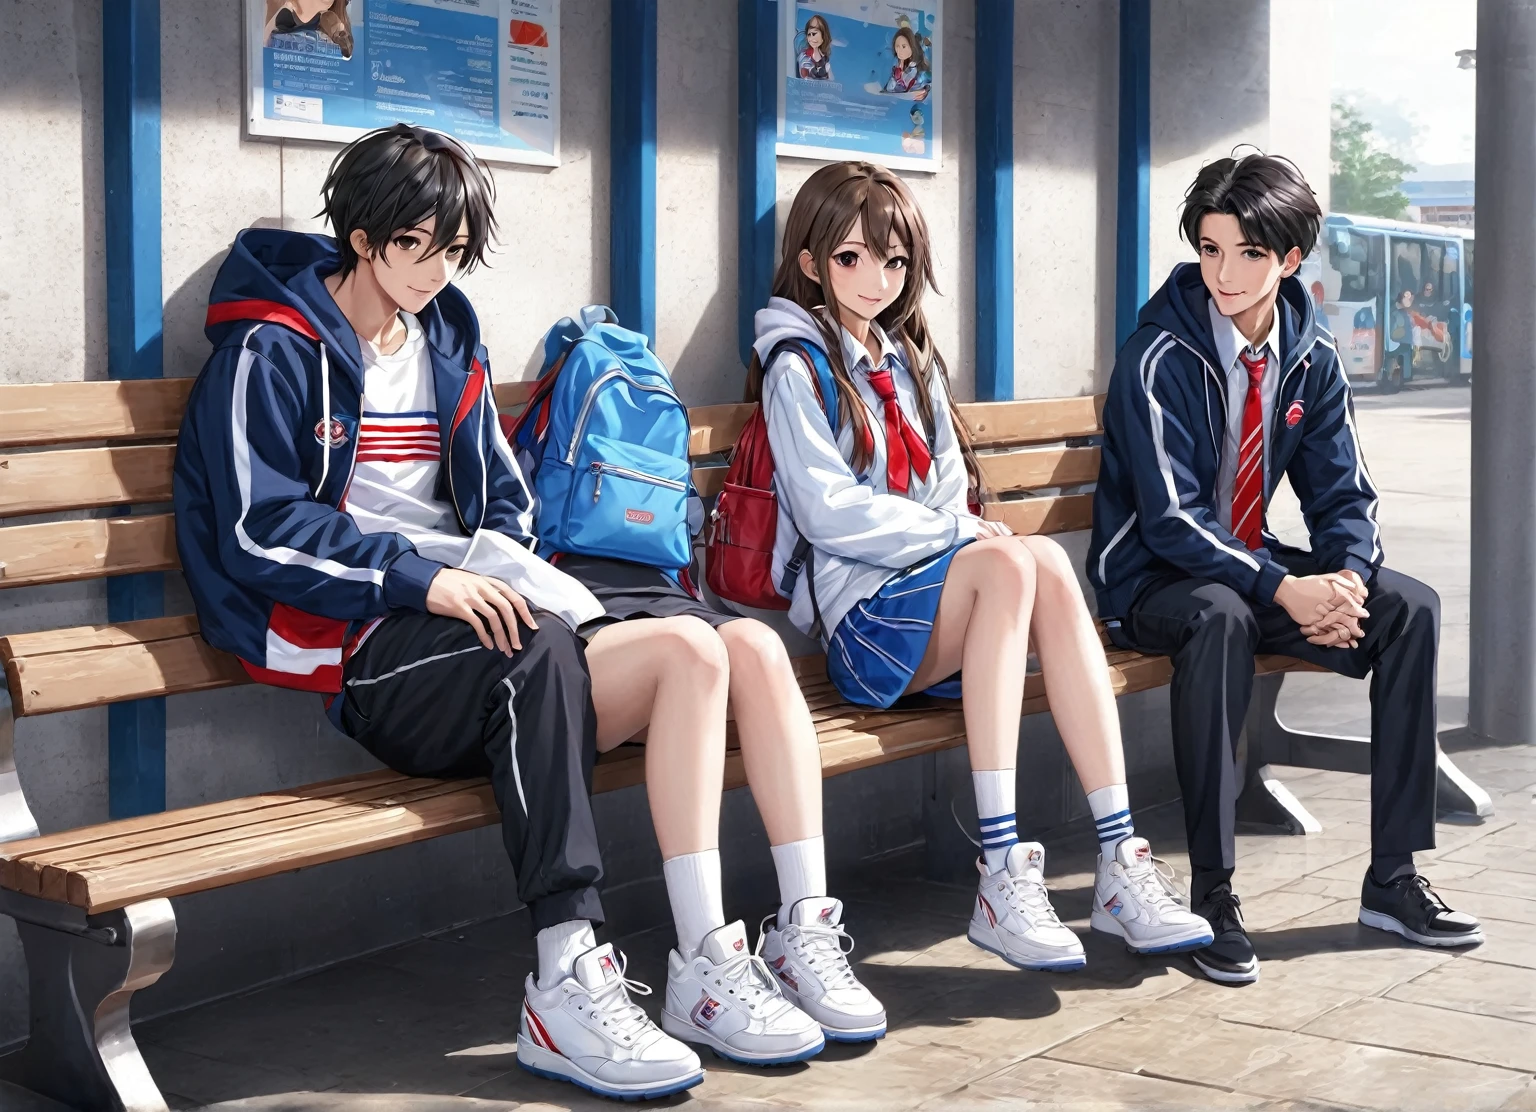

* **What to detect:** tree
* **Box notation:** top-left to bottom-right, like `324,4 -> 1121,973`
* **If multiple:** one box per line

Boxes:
1331,102 -> 1416,218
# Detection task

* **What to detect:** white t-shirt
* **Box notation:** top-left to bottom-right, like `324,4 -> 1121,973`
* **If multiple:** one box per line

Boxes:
346,313 -> 602,630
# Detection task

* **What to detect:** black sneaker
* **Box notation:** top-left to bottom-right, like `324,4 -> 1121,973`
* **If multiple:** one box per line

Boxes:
1359,870 -> 1484,947
1191,884 -> 1259,985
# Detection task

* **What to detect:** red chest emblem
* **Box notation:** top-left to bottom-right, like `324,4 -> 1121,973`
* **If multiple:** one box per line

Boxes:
314,417 -> 349,447
1284,401 -> 1305,428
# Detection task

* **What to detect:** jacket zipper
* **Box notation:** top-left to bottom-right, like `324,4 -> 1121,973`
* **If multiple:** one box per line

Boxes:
566,369 -> 682,465
590,460 -> 687,501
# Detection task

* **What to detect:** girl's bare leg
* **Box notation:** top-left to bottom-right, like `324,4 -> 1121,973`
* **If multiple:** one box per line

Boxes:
586,616 -> 728,858
716,619 -> 823,845
1017,534 -> 1125,793
906,538 -> 1038,770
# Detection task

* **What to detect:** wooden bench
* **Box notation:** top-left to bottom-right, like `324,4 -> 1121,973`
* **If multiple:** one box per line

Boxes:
0,377 -> 1488,1111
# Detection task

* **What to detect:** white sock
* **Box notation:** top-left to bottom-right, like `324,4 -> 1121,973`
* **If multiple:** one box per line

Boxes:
772,836 -> 828,926
663,849 -> 726,960
1086,783 -> 1134,855
973,769 -> 1019,874
535,919 -> 595,990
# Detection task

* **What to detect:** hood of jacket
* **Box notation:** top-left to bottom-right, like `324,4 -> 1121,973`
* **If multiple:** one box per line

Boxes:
203,228 -> 482,379
1138,261 -> 1321,371
752,297 -> 835,365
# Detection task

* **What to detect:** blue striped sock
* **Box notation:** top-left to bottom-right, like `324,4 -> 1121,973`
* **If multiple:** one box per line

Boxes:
1087,784 -> 1134,854
1094,808 -> 1134,852
978,811 -> 1018,873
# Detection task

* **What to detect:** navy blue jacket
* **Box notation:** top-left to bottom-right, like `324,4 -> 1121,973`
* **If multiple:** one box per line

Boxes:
173,229 -> 534,694
1087,264 -> 1382,621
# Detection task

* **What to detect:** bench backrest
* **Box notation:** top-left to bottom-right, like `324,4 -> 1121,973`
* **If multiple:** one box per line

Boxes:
0,376 -> 1105,715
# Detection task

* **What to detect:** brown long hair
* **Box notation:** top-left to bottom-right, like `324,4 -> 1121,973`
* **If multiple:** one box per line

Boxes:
746,161 -> 979,492
801,14 -> 832,59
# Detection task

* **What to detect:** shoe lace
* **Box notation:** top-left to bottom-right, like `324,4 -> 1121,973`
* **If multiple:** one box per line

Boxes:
1123,854 -> 1189,914
1204,887 -> 1245,933
993,866 -> 1068,928
1405,873 -> 1450,914
759,913 -> 860,991
584,951 -> 657,1044
707,939 -> 784,1016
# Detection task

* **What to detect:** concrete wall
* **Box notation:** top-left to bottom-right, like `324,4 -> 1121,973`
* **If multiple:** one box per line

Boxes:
0,0 -> 1302,1049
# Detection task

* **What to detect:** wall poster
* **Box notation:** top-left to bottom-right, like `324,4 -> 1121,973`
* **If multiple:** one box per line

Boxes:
244,0 -> 560,167
778,0 -> 942,173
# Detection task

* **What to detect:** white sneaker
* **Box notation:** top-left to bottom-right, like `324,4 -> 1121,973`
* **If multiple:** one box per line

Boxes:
1091,836 -> 1215,954
967,842 -> 1086,971
760,897 -> 887,1043
518,942 -> 703,1101
661,920 -> 825,1066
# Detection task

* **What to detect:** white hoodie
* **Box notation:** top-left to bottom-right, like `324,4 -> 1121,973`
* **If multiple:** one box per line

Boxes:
753,297 -> 986,642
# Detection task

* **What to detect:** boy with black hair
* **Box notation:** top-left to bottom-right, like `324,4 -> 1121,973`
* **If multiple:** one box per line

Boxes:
1088,154 -> 1482,987
174,124 -> 703,1099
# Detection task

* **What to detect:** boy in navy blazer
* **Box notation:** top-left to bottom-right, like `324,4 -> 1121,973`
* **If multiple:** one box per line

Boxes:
1087,155 -> 1482,985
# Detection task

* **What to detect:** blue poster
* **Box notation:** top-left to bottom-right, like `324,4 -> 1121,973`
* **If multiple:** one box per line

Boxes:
246,0 -> 560,167
779,0 -> 942,172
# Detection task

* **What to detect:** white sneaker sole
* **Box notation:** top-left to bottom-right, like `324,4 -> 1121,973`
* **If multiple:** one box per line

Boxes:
1191,949 -> 1260,985
660,1008 -> 824,1066
968,924 -> 1086,971
1358,907 -> 1486,948
516,1035 -> 704,1101
1091,909 -> 1214,954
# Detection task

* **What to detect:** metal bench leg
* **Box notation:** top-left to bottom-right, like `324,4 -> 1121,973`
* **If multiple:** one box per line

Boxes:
0,890 -> 176,1112
1234,671 -> 1493,824
0,691 -> 39,844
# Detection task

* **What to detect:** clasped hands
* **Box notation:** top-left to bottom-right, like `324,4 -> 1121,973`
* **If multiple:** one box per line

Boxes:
1274,569 -> 1369,649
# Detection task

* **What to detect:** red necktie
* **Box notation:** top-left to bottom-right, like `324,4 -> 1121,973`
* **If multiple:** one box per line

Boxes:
1231,351 -> 1267,550
866,363 -> 933,496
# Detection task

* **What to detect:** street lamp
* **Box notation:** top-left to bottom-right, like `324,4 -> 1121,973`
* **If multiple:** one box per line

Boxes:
1457,48 -> 1477,69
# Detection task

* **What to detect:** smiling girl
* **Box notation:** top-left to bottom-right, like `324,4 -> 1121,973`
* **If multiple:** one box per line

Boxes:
750,162 -> 1213,974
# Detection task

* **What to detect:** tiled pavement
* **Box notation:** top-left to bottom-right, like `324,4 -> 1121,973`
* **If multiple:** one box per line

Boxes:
7,740 -> 1525,1111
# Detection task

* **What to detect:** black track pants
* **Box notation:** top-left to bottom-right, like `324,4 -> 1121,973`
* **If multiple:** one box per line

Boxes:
338,610 -> 605,931
1121,547 -> 1440,875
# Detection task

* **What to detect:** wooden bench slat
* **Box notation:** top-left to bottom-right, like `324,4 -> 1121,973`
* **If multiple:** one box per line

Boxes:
979,447 -> 1101,495
0,514 -> 180,591
5,624 -> 246,716
687,403 -> 755,457
0,380 -> 196,449
0,446 -> 176,518
959,396 -> 1104,448
984,493 -> 1096,535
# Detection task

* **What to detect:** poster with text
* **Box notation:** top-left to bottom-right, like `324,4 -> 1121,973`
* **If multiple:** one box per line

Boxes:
245,0 -> 560,167
778,0 -> 942,173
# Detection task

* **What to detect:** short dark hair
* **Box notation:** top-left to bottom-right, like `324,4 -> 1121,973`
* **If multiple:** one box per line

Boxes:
320,123 -> 498,278
1179,154 -> 1322,261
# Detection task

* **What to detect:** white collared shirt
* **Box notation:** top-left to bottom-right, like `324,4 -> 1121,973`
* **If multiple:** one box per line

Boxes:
1209,298 -> 1281,533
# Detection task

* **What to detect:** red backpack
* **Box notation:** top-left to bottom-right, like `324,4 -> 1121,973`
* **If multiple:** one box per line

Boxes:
705,340 -> 839,610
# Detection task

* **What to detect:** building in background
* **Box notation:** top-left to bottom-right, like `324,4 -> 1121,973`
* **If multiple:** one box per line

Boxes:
1402,179 -> 1476,227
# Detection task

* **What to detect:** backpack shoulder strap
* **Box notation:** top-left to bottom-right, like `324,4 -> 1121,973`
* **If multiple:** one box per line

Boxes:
768,339 -> 840,435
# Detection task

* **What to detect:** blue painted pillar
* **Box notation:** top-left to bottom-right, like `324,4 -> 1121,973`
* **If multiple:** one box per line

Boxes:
1116,0 -> 1151,346
974,1 -> 1015,402
738,0 -> 778,367
104,0 -> 167,819
611,0 -> 658,340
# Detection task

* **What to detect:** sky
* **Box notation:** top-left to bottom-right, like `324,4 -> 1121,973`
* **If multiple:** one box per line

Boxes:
1332,0 -> 1477,178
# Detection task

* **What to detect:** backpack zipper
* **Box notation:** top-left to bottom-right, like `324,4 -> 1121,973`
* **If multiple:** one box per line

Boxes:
566,368 -> 682,465
590,460 -> 688,501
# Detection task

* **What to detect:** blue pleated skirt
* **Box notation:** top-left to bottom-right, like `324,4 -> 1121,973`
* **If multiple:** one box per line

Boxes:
825,542 -> 969,709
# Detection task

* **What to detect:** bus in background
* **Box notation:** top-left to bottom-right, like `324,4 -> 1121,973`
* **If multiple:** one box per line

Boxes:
1298,213 -> 1473,392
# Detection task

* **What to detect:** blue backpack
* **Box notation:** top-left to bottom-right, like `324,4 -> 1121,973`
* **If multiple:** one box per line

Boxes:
511,307 -> 693,571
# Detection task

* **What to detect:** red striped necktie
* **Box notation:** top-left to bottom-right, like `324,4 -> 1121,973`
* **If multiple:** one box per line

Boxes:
866,363 -> 932,496
1231,350 -> 1267,549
